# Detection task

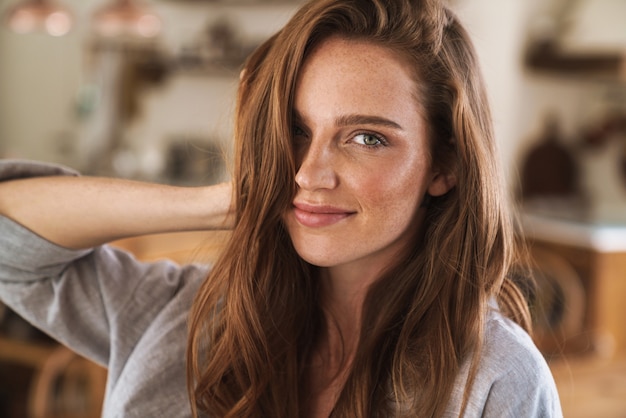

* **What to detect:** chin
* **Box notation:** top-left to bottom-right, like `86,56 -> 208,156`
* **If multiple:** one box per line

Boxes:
292,247 -> 339,268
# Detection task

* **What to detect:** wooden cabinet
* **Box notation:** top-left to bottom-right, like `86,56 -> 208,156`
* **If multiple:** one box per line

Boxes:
523,213 -> 626,359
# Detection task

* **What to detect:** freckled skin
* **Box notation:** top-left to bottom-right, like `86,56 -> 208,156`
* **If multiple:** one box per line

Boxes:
284,36 -> 451,287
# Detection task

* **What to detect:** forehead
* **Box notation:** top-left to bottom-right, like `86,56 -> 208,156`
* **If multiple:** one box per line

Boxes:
294,36 -> 423,124
300,36 -> 415,87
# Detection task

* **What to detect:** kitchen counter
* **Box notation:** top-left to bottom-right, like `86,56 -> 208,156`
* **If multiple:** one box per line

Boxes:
522,211 -> 626,252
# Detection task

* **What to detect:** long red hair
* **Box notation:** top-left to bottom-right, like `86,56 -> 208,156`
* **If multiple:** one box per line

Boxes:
187,1 -> 531,416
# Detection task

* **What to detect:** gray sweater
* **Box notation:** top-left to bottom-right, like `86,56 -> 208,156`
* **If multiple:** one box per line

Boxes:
0,160 -> 562,417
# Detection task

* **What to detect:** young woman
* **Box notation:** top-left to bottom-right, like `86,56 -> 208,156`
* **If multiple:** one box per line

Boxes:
0,0 -> 561,417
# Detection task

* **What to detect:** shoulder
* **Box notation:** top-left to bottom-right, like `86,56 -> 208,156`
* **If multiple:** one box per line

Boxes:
447,310 -> 563,417
482,309 -> 547,381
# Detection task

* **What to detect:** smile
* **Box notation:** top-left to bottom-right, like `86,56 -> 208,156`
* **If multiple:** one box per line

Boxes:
292,202 -> 355,228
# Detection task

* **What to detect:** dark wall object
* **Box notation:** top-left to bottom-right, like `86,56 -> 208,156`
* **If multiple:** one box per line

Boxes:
520,116 -> 580,200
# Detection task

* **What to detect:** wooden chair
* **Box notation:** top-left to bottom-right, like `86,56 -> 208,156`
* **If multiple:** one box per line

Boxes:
0,336 -> 106,418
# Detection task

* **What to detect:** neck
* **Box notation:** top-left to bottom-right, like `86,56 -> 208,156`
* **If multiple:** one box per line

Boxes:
319,268 -> 368,341
304,263 -> 390,414
312,266 -> 373,377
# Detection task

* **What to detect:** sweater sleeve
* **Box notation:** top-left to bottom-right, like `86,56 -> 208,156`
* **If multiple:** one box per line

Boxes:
0,158 -> 80,180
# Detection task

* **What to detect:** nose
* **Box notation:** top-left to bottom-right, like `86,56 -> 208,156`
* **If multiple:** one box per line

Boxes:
295,140 -> 339,191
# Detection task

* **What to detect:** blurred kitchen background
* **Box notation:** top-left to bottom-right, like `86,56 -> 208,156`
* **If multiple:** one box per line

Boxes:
0,0 -> 625,417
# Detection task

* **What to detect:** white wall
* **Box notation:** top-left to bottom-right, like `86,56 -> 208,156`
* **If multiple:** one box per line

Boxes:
450,0 -> 527,187
453,0 -> 626,221
0,0 -> 297,175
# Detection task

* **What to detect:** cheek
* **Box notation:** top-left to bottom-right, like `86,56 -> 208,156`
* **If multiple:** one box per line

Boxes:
358,158 -> 428,211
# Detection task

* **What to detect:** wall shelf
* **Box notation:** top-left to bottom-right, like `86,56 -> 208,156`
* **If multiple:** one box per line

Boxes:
525,43 -> 626,82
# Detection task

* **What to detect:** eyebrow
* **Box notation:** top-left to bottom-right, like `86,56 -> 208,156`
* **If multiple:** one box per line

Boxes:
293,110 -> 404,131
335,114 -> 403,130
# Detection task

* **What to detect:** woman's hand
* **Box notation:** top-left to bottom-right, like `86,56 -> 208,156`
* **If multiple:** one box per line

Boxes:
0,176 -> 234,249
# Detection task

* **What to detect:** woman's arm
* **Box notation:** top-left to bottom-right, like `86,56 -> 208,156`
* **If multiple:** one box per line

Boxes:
0,175 -> 233,249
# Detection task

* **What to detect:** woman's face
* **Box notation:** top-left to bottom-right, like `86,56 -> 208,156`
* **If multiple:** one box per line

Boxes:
284,37 -> 452,282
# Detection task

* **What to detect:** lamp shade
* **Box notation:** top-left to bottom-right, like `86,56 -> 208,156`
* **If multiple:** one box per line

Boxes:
5,0 -> 72,36
92,0 -> 161,39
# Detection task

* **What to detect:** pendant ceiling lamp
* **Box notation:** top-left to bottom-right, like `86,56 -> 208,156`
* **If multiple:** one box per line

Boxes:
4,0 -> 72,37
92,0 -> 161,39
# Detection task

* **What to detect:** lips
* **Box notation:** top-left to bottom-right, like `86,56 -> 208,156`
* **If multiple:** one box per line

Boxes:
292,202 -> 355,228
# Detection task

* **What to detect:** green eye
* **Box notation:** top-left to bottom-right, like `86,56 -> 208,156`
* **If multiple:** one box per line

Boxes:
355,133 -> 382,146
